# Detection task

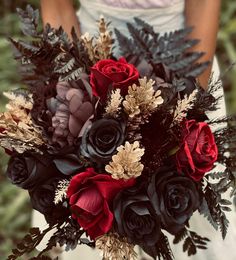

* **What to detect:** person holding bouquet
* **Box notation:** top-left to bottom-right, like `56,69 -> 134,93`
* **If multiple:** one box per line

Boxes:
36,1 -> 236,259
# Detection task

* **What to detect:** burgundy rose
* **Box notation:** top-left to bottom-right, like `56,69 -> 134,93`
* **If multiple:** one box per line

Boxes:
176,120 -> 218,181
67,168 -> 135,240
90,57 -> 139,101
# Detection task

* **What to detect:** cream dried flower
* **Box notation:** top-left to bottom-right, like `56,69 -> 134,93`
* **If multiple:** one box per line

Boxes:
4,91 -> 33,110
172,89 -> 198,125
81,16 -> 113,63
123,77 -> 164,118
105,89 -> 123,117
0,92 -> 45,154
105,141 -> 144,180
81,32 -> 95,63
54,179 -> 70,205
94,15 -> 113,60
96,232 -> 137,260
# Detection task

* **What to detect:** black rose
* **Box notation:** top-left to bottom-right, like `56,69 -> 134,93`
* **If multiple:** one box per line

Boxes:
113,185 -> 161,248
81,118 -> 125,163
29,177 -> 69,224
7,153 -> 57,190
148,166 -> 200,234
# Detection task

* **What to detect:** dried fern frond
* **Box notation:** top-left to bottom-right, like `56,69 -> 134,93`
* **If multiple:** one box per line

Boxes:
0,92 -> 45,153
94,16 -> 113,60
105,141 -> 144,180
81,16 -> 113,63
172,89 -> 198,125
96,232 -> 137,260
105,89 -> 123,117
81,32 -> 96,63
0,111 -> 45,153
4,91 -> 33,110
123,77 -> 164,118
54,179 -> 70,205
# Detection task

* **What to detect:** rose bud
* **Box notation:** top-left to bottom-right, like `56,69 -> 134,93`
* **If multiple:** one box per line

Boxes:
148,166 -> 200,234
67,168 -> 135,240
176,120 -> 218,181
90,57 -> 139,101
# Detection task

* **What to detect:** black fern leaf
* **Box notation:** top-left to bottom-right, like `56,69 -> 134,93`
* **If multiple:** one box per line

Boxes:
114,28 -> 136,55
49,218 -> 87,251
198,197 -> 218,231
142,233 -> 173,260
167,52 -> 204,72
157,233 -> 174,260
11,6 -> 92,88
55,57 -> 76,74
133,17 -> 156,36
59,67 -> 84,82
53,27 -> 92,81
9,38 -> 40,58
185,61 -> 210,78
219,214 -> 229,240
16,5 -> 40,38
7,225 -> 55,260
204,183 -> 231,239
116,19 -> 209,80
173,228 -> 188,244
182,230 -> 210,256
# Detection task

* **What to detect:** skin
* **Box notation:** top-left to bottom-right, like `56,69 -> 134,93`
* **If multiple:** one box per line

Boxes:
40,0 -> 222,89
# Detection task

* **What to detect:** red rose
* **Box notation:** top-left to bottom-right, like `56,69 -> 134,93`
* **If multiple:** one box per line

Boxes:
176,120 -> 218,181
67,168 -> 135,239
90,57 -> 139,101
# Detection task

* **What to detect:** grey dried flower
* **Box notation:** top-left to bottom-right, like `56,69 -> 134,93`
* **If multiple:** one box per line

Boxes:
47,81 -> 94,147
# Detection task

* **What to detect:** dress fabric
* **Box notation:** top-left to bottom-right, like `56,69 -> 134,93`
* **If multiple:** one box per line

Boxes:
35,1 -> 236,260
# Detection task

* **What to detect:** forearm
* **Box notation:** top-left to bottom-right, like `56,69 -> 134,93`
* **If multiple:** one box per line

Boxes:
40,0 -> 80,37
185,0 -> 221,89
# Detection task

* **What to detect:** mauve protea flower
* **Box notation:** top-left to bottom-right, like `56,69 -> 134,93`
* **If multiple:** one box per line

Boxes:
47,81 -> 94,147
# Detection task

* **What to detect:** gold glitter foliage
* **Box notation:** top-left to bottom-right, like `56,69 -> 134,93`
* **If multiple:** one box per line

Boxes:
0,92 -> 45,154
54,179 -> 70,205
123,77 -> 164,118
81,16 -> 113,63
105,141 -> 144,180
105,89 -> 123,117
96,232 -> 137,260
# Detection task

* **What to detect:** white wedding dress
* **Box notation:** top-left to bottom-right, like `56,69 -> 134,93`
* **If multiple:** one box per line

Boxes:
34,0 -> 236,259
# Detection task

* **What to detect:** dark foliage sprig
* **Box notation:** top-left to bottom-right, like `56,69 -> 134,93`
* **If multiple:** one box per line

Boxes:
16,5 -> 40,38
10,5 -> 91,89
203,183 -> 230,239
142,233 -> 173,260
7,226 -> 56,260
7,218 -> 89,260
173,228 -> 210,256
115,18 -> 209,79
46,217 -> 92,252
54,28 -> 92,82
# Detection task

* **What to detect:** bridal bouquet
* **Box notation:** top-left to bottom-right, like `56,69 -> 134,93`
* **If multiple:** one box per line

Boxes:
3,6 -> 236,260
